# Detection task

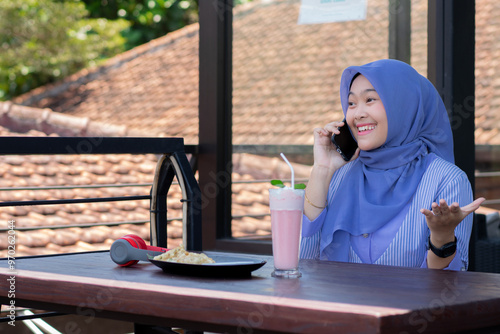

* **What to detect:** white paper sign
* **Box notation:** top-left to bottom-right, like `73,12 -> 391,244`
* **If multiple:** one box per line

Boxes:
298,0 -> 367,25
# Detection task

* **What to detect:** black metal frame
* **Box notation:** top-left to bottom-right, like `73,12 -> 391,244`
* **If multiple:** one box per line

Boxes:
0,136 -> 202,250
427,0 -> 476,191
150,152 -> 202,250
389,0 -> 411,64
0,136 -> 196,155
198,0 -> 234,250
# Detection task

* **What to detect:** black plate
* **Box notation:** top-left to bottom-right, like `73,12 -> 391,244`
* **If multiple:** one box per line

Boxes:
148,253 -> 267,278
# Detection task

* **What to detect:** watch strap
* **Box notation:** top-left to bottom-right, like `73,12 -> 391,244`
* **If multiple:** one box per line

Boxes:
428,236 -> 457,258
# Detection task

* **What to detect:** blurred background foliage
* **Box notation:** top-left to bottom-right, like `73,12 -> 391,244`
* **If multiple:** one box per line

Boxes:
83,0 -> 199,50
0,0 -> 130,100
0,0 -> 250,101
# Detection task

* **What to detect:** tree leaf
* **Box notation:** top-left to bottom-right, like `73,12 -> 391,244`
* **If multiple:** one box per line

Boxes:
294,183 -> 306,189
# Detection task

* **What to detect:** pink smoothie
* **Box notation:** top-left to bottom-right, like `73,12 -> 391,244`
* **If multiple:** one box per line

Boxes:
271,209 -> 302,270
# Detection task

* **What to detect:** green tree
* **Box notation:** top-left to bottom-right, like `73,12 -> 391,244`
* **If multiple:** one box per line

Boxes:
82,0 -> 252,50
0,0 -> 130,100
82,0 -> 199,49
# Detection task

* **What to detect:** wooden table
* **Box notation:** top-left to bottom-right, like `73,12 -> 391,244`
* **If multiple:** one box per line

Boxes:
1,251 -> 500,334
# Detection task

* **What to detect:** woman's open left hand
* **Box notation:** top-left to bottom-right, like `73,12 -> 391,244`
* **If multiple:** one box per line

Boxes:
420,197 -> 485,241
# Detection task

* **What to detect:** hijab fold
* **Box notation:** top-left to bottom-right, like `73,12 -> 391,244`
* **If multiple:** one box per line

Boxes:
320,59 -> 454,262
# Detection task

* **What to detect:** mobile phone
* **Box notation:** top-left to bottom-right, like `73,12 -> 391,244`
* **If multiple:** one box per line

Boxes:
331,119 -> 358,161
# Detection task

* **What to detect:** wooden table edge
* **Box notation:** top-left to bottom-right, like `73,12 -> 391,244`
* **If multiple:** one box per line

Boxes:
1,268 -> 410,333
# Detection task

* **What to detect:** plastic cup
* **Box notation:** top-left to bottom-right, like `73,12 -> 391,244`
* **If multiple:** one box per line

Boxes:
269,187 -> 305,278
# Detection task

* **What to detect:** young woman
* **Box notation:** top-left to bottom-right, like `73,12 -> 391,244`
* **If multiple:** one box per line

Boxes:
300,59 -> 484,270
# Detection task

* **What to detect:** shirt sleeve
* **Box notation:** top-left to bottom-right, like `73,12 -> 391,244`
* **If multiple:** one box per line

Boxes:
300,162 -> 355,260
300,209 -> 327,260
302,208 -> 327,237
420,250 -> 466,271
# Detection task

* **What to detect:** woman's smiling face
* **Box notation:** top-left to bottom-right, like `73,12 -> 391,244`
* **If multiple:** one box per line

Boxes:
346,74 -> 388,151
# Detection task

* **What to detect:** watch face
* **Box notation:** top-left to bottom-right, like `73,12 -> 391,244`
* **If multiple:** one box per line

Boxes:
440,243 -> 457,258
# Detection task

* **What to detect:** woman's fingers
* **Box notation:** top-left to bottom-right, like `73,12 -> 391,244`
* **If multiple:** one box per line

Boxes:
461,197 -> 486,214
313,127 -> 328,137
324,121 -> 345,134
449,202 -> 461,214
422,197 -> 486,220
420,208 -> 433,218
431,202 -> 442,216
439,199 -> 450,215
314,120 -> 347,139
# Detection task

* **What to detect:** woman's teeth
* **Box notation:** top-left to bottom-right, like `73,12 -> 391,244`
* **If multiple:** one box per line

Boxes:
357,125 -> 376,132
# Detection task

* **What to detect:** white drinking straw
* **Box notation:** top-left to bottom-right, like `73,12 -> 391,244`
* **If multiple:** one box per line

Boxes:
280,152 -> 295,189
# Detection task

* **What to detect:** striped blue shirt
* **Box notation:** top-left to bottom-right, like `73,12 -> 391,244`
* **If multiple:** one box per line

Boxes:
300,157 -> 473,271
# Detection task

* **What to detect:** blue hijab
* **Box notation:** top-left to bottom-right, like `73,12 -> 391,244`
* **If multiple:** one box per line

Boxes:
320,59 -> 454,261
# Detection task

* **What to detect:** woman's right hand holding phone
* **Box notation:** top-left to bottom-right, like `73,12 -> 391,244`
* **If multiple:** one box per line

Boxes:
313,121 -> 359,174
306,120 -> 359,220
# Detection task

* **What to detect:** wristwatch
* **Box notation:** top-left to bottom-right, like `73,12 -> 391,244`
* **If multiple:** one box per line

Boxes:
428,236 -> 457,258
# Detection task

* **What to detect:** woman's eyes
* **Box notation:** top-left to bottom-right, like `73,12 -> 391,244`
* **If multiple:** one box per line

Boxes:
348,97 -> 376,106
